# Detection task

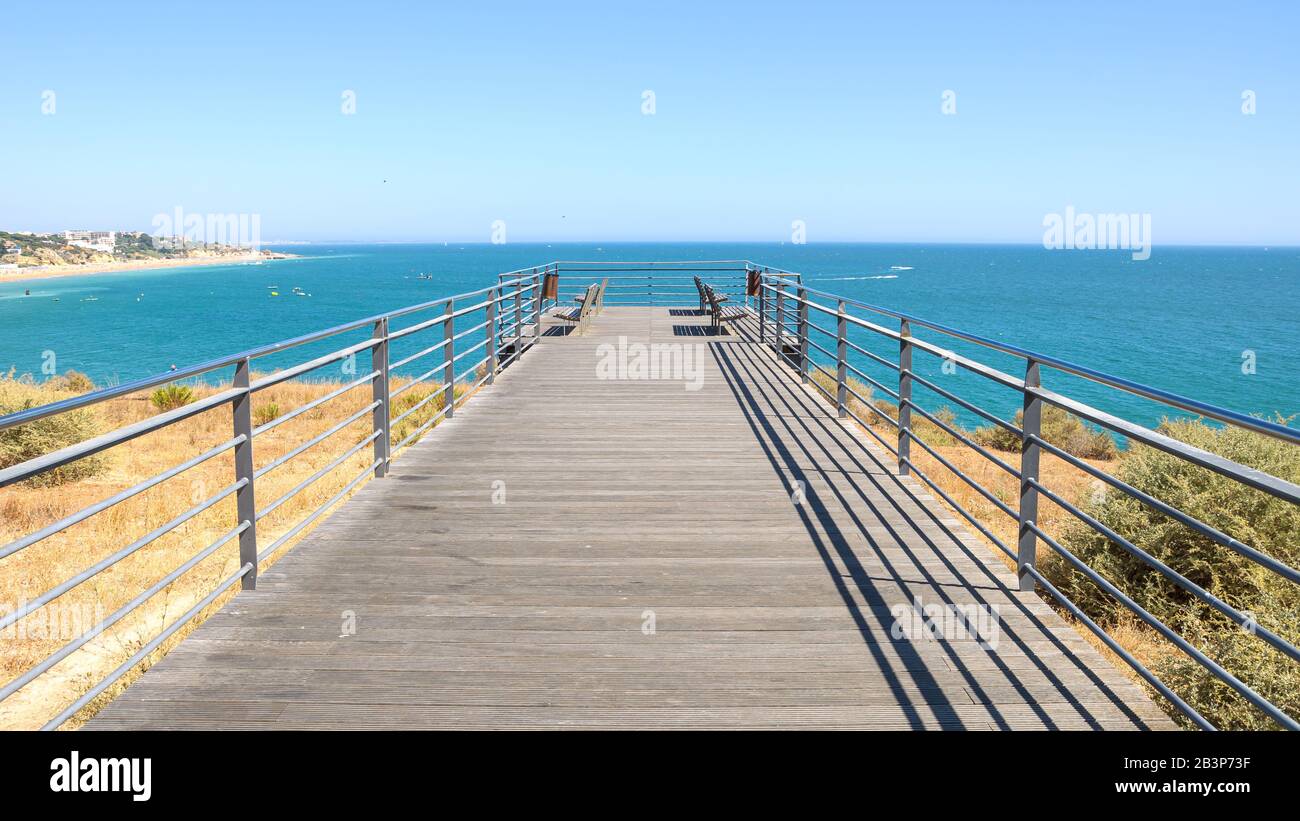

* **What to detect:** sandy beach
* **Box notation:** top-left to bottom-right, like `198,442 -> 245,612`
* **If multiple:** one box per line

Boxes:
0,251 -> 298,283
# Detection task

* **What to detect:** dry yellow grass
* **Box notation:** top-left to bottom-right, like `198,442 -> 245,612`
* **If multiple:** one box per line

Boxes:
807,370 -> 1176,688
0,367 -> 479,730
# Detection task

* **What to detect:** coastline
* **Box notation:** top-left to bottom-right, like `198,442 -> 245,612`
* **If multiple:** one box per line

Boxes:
0,251 -> 299,283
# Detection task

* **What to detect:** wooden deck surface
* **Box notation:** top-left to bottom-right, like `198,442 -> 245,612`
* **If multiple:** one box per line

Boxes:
87,306 -> 1173,730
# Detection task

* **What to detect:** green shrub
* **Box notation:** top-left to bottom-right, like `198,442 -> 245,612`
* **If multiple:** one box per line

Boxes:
1042,416 -> 1300,729
150,384 -> 195,411
973,403 -> 1118,460
253,403 -> 281,426
0,375 -> 106,486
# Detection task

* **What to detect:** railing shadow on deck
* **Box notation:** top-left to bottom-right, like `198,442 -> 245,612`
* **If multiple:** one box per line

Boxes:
708,319 -> 1158,729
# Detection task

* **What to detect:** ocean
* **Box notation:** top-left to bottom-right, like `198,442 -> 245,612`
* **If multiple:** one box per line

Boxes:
1,242 -> 1296,436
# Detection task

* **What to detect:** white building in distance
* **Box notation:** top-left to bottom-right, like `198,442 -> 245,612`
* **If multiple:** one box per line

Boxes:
63,230 -> 117,253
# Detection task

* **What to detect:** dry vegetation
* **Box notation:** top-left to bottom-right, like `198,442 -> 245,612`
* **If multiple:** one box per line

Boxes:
809,368 -> 1298,730
0,366 -> 477,730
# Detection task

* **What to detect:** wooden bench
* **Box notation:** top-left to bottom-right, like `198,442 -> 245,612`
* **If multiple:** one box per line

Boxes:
703,282 -> 747,332
553,282 -> 600,334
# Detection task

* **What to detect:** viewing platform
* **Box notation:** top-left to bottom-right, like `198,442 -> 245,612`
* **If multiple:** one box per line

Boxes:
84,303 -> 1171,730
8,260 -> 1296,731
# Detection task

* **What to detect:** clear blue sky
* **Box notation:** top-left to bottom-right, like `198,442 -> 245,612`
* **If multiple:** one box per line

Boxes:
2,1 -> 1297,244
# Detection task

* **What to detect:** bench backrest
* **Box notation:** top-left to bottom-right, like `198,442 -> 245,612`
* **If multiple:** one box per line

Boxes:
578,282 -> 600,319
704,283 -> 725,315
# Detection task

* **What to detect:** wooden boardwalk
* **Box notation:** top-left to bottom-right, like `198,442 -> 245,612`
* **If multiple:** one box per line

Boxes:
88,306 -> 1173,730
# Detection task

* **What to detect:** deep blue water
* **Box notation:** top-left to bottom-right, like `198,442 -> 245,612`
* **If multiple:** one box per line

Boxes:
1,243 -> 1296,434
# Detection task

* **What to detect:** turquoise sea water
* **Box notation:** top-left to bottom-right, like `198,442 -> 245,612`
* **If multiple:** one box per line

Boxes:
1,243 -> 1296,435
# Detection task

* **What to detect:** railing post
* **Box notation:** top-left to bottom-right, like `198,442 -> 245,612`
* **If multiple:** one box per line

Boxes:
514,279 -> 524,354
775,281 -> 786,359
1018,359 -> 1043,592
371,317 -> 391,478
442,300 -> 455,419
533,269 -> 545,346
797,285 -> 809,383
836,299 -> 848,417
231,357 -> 258,589
897,318 -> 912,475
485,288 -> 498,386
758,277 -> 767,345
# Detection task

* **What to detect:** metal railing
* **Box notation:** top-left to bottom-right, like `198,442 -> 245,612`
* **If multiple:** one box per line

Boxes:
0,272 -> 542,729
751,273 -> 1300,731
498,259 -> 800,311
